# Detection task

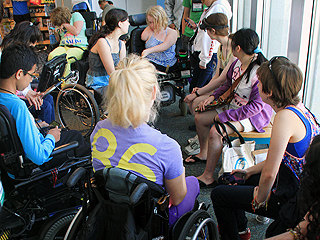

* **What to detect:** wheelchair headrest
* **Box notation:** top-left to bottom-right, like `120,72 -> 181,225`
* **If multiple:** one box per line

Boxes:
129,13 -> 147,27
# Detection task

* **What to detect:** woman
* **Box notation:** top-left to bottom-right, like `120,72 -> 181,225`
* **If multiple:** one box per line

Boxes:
184,28 -> 273,177
85,8 -> 128,96
48,6 -> 88,77
141,5 -> 178,73
184,12 -> 236,115
0,21 -> 55,124
90,54 -> 200,226
211,57 -> 320,240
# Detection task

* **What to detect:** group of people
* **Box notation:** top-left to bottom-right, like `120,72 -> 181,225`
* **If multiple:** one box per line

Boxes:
1,0 -> 320,238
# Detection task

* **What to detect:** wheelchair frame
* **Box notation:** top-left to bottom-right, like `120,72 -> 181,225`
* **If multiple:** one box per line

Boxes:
63,167 -> 219,240
0,104 -> 93,239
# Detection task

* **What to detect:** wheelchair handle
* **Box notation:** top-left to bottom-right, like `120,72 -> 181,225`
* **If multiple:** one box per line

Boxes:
67,167 -> 86,187
129,182 -> 148,205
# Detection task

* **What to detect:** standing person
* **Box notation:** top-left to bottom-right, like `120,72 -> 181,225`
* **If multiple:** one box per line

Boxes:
0,21 -> 55,124
86,8 -> 128,96
98,0 -> 114,26
141,5 -> 178,73
186,0 -> 232,93
48,6 -> 88,78
181,0 -> 204,52
211,57 -> 320,240
183,29 -> 273,185
91,54 -> 200,226
6,0 -> 30,24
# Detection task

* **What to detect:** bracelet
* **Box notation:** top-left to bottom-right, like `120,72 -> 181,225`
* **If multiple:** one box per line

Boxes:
195,91 -> 200,97
287,228 -> 300,240
251,195 -> 268,212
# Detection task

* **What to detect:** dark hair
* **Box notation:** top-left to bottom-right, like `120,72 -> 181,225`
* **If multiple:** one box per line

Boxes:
298,135 -> 320,239
88,8 -> 128,50
232,28 -> 267,83
1,21 -> 41,49
107,0 -> 113,4
0,0 -> 4,23
0,43 -> 38,79
202,13 -> 229,36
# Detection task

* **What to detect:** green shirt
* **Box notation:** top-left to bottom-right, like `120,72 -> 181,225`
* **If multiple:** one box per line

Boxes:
59,12 -> 88,48
182,0 -> 205,38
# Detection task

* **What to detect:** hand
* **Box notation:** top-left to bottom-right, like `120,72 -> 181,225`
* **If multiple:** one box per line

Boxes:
198,96 -> 214,112
191,87 -> 200,94
25,90 -> 44,110
141,49 -> 150,57
199,64 -> 206,69
48,126 -> 61,142
184,93 -> 196,103
185,18 -> 197,29
231,169 -> 249,180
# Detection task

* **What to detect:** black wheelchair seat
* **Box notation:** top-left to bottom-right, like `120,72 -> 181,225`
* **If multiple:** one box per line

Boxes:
128,13 -> 147,55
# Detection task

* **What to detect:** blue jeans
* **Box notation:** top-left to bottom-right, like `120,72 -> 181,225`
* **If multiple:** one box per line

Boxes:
189,52 -> 217,93
26,94 -> 55,123
211,174 -> 283,240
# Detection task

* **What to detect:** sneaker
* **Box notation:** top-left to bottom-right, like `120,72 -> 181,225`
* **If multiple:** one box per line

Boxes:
256,215 -> 270,224
239,228 -> 251,240
188,135 -> 198,145
184,139 -> 200,155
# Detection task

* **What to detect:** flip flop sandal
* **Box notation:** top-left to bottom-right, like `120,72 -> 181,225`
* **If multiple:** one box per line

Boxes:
183,155 -> 206,164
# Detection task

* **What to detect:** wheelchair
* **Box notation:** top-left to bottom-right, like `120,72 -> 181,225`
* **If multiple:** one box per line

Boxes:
0,104 -> 93,239
63,167 -> 219,240
128,13 -> 192,116
37,53 -> 101,139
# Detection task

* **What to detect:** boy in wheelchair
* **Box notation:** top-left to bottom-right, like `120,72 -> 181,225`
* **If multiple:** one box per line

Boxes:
0,43 -> 90,172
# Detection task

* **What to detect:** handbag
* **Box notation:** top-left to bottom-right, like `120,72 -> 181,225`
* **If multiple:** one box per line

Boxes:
215,122 -> 255,176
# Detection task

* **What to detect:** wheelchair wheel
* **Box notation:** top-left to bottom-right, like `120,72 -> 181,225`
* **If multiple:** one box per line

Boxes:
38,210 -> 78,240
178,210 -> 218,240
179,99 -> 188,116
56,84 -> 100,138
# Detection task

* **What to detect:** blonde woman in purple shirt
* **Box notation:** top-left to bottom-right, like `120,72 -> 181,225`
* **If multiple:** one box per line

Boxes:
90,54 -> 199,226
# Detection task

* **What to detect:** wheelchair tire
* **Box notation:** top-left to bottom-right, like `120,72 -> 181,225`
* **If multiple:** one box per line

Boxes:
56,84 -> 100,138
38,210 -> 78,240
177,210 -> 218,240
179,99 -> 188,116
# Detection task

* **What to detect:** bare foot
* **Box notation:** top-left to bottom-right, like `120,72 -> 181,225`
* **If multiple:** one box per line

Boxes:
184,154 -> 206,164
197,174 -> 215,186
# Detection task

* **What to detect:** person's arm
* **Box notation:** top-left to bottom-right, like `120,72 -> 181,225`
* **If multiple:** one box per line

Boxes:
181,7 -> 190,35
96,38 -> 116,75
141,28 -> 177,57
255,110 -> 299,203
62,20 -> 83,36
165,168 -> 187,205
119,40 -> 126,61
164,0 -> 176,29
141,26 -> 152,42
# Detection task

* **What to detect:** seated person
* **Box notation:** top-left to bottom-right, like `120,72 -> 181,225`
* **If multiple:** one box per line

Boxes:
86,8 -> 128,96
48,6 -> 88,78
141,5 -> 178,73
183,29 -> 273,184
0,43 -> 91,172
1,21 -> 55,124
90,54 -> 200,226
211,57 -> 320,239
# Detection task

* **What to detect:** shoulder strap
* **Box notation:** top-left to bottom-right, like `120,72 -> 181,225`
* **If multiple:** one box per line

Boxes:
219,67 -> 245,103
104,38 -> 112,50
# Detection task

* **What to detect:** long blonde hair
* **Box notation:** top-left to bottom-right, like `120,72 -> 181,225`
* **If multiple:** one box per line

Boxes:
105,54 -> 161,128
146,5 -> 168,30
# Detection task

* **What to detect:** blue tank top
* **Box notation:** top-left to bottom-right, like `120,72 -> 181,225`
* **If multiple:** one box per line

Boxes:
145,28 -> 177,67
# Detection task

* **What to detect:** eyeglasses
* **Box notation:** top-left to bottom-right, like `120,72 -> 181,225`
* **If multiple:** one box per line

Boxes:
23,70 -> 38,81
268,56 -> 289,91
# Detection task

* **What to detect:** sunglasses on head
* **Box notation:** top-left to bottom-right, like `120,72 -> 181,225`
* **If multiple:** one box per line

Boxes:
268,56 -> 289,91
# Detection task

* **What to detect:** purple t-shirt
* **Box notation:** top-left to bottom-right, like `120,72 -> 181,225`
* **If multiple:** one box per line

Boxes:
90,119 -> 184,186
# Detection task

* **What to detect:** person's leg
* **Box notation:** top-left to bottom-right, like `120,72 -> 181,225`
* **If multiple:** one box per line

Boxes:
169,176 -> 200,226
35,94 -> 55,123
197,121 -> 243,185
189,52 -> 201,93
64,47 -> 84,77
48,46 -> 67,61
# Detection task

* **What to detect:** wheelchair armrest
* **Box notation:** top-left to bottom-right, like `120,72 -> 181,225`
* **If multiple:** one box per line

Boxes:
50,141 -> 79,157
129,182 -> 148,205
67,167 -> 86,187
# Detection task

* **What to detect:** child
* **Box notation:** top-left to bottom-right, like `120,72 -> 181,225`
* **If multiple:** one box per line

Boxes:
0,43 -> 90,171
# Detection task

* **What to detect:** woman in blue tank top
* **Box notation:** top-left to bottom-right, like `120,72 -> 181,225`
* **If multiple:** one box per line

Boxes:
86,8 -> 129,96
141,5 -> 178,73
210,57 -> 320,240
